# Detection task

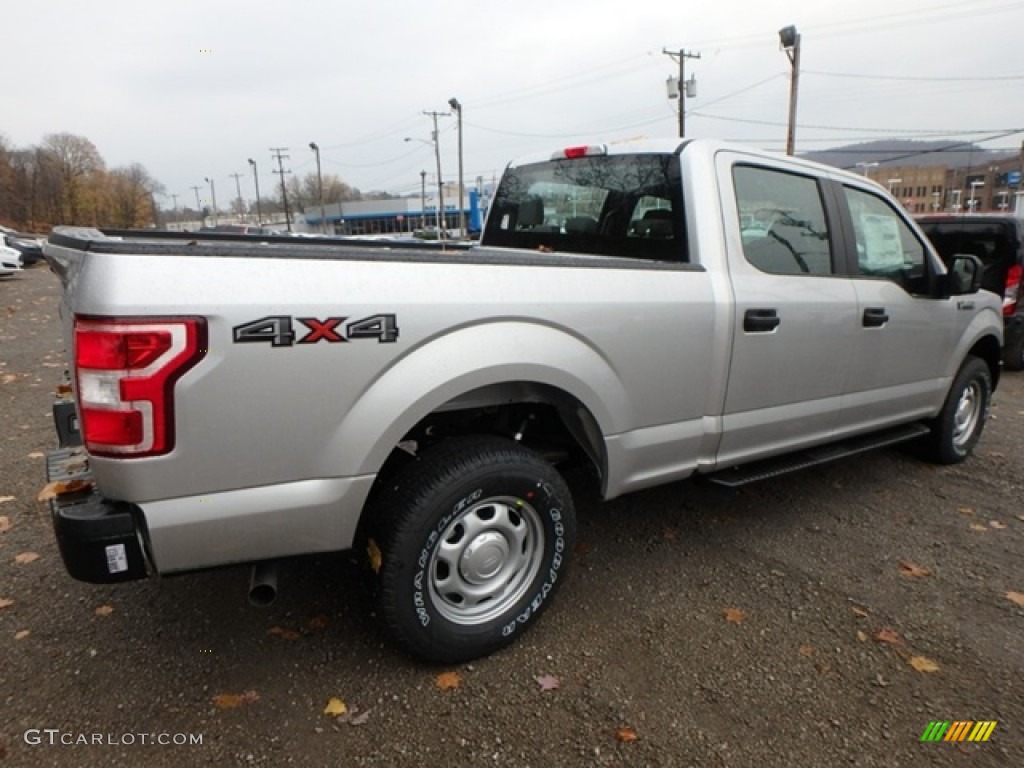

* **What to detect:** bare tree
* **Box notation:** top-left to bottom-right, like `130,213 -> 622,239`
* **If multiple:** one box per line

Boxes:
39,133 -> 105,224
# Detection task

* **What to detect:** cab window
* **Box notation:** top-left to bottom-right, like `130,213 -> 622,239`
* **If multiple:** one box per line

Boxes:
733,165 -> 834,276
843,186 -> 928,294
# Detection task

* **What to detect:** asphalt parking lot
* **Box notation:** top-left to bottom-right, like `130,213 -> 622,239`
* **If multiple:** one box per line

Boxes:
1,264 -> 1022,767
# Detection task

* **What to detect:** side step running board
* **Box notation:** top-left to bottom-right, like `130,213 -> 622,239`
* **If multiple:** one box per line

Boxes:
706,423 -> 931,488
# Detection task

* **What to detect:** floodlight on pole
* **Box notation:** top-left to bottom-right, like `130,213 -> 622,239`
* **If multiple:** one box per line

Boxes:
309,141 -> 326,234
247,158 -> 263,225
779,25 -> 801,156
448,97 -> 466,237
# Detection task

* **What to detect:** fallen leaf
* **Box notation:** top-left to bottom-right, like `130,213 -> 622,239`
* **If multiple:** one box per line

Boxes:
307,614 -> 330,631
0,516 -> 11,533
0,496 -> 15,505
94,605 -> 114,617
956,506 -> 975,516
663,527 -> 678,540
212,691 -> 259,709
1016,515 -> 1024,524
723,607 -> 746,625
1,374 -> 16,384
615,726 -> 639,743
435,671 -> 462,690
535,674 -> 561,691
14,630 -> 30,640
366,539 -> 382,574
267,626 -> 301,640
856,630 -> 868,643
323,697 -> 347,716
27,452 -> 44,459
335,704 -> 371,725
36,478 -> 93,502
874,628 -> 904,645
1005,591 -> 1024,607
57,384 -> 72,395
348,708 -> 371,726
0,598 -> 14,609
969,524 -> 988,533
898,562 -> 931,578
909,655 -> 940,673
989,520 -> 1007,530
798,644 -> 814,657
574,541 -> 592,556
850,606 -> 870,619
14,552 -> 40,565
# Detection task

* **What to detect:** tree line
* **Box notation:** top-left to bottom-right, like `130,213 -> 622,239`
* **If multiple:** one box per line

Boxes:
0,132 -> 164,232
0,131 -> 389,232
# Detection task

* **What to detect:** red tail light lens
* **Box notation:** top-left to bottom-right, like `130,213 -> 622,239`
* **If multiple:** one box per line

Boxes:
1003,264 -> 1021,316
74,317 -> 207,457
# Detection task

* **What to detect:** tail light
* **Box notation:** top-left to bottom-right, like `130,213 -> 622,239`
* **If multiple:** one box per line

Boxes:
74,317 -> 207,457
1004,264 -> 1022,316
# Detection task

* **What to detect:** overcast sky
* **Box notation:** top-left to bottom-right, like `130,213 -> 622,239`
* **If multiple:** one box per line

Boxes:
5,0 -> 1022,206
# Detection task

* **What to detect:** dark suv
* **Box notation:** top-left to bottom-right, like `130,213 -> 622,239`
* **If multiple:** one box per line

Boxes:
917,214 -> 1024,370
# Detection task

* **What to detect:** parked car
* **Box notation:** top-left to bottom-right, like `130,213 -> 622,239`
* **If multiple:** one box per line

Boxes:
916,214 -> 1024,370
0,242 -> 23,277
3,234 -> 45,266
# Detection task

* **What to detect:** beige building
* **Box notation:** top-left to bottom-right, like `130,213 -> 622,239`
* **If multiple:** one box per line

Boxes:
863,146 -> 1024,215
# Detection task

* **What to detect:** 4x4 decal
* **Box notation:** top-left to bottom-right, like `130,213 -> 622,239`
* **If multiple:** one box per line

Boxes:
232,315 -> 399,346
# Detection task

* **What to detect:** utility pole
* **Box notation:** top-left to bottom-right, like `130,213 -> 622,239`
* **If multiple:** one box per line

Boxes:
448,98 -> 465,237
190,185 -> 202,225
170,193 -> 179,226
662,47 -> 700,138
270,147 -> 293,232
423,110 -> 450,238
229,173 -> 245,221
779,25 -> 802,156
309,142 -> 326,234
204,177 -> 219,226
420,170 -> 427,229
248,158 -> 263,225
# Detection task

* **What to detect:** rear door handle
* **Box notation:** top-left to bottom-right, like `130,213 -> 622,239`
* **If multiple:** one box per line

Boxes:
743,308 -> 780,333
862,307 -> 889,327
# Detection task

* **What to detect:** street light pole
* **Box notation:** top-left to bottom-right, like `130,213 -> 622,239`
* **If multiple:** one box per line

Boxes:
887,177 -> 902,196
309,141 -> 326,234
448,97 -> 465,237
779,25 -> 801,156
420,170 -> 427,229
247,158 -> 263,226
204,176 -> 219,226
190,185 -> 202,225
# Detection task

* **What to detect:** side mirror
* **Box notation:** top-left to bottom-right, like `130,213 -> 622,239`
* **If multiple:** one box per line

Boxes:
946,253 -> 983,295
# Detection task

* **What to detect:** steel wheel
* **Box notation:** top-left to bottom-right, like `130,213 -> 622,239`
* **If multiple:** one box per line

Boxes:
951,381 -> 982,449
428,496 -> 544,625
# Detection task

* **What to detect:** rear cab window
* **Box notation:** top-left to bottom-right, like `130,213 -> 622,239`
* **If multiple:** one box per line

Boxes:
482,151 -> 687,261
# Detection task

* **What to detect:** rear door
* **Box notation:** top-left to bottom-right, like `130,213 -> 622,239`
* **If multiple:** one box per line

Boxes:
833,184 -> 962,431
715,154 -> 860,465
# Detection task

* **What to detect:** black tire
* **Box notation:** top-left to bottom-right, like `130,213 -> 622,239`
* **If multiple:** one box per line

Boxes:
923,356 -> 992,464
369,435 -> 575,663
1003,333 -> 1024,372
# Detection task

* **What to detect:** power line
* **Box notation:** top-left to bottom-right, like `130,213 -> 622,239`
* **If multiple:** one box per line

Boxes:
803,69 -> 1024,82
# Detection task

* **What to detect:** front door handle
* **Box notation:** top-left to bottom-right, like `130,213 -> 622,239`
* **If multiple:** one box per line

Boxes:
863,307 -> 889,327
743,308 -> 780,333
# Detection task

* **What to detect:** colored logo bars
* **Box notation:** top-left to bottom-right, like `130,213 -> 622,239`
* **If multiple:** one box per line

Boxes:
920,721 -> 997,743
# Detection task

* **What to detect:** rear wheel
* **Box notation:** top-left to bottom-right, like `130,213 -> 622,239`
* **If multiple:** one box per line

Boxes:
923,356 -> 992,464
1003,332 -> 1024,372
369,436 -> 575,663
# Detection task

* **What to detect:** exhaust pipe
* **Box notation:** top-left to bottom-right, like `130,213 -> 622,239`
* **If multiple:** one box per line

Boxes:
248,562 -> 279,607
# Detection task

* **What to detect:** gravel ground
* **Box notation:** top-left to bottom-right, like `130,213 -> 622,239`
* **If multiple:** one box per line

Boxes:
1,264 -> 1022,767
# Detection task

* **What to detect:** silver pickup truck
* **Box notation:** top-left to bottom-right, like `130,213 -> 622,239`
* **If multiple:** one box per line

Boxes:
43,139 -> 1003,662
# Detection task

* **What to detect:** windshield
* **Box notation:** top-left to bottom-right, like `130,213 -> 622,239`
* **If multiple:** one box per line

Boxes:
482,153 -> 687,261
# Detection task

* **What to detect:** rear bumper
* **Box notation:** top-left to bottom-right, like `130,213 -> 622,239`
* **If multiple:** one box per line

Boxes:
47,399 -> 149,584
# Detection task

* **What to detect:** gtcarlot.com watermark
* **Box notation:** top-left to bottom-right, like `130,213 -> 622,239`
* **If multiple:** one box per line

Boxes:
24,729 -> 203,746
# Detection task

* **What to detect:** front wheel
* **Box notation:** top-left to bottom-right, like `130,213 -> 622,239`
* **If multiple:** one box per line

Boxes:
370,436 -> 575,663
923,356 -> 992,464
